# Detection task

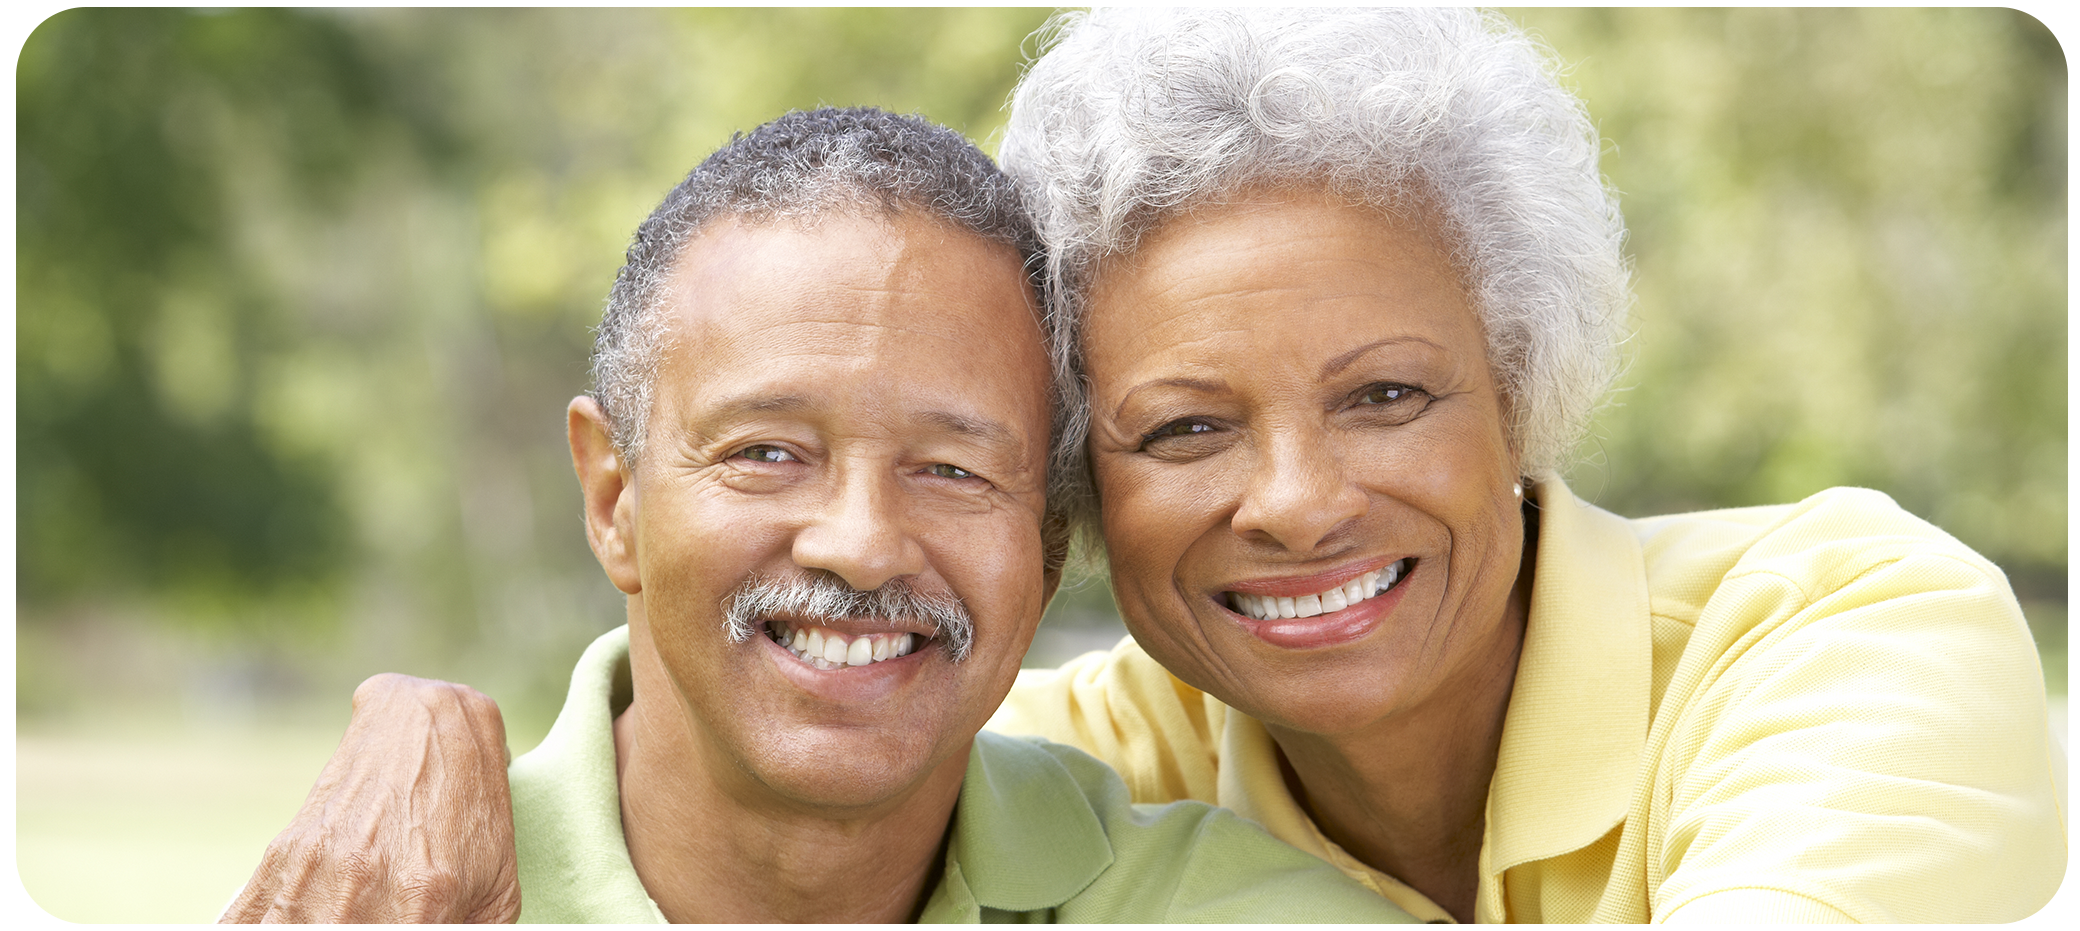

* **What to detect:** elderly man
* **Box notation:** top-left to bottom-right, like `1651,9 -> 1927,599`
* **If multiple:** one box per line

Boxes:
223,107 -> 1411,923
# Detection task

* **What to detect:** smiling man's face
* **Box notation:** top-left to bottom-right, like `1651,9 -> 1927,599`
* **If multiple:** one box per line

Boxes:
571,209 -> 1054,811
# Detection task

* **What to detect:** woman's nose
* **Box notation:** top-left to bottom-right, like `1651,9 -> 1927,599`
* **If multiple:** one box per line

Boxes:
1229,432 -> 1368,553
790,468 -> 926,592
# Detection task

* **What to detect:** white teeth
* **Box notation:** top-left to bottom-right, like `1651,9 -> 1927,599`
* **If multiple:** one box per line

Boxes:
767,622 -> 924,670
1229,560 -> 1410,621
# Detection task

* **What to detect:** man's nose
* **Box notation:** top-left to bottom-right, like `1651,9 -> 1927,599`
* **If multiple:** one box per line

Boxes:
790,465 -> 926,592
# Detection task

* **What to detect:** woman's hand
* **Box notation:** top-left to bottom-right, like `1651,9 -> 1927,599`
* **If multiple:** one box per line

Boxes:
219,674 -> 522,923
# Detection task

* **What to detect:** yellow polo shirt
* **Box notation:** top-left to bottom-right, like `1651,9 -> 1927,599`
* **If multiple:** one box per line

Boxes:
988,478 -> 2066,922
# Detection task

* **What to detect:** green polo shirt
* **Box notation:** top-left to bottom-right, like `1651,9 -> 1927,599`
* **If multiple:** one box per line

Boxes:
511,626 -> 1415,923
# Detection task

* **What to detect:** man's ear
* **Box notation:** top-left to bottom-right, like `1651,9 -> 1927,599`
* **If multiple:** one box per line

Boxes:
569,396 -> 641,594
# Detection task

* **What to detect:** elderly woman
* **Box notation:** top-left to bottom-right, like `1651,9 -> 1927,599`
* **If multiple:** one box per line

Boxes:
982,9 -> 2065,922
228,8 -> 2063,923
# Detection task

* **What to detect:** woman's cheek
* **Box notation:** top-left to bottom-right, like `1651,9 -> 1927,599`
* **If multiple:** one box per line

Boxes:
1096,463 -> 1174,628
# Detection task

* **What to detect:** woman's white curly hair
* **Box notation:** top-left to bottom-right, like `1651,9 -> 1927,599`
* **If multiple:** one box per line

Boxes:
999,7 -> 1631,534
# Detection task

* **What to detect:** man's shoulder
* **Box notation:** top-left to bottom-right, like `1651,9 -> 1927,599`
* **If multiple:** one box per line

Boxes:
508,626 -> 663,923
952,732 -> 1417,923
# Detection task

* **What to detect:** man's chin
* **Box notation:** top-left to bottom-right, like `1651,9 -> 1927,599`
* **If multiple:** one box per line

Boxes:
738,722 -> 973,815
713,634 -> 984,811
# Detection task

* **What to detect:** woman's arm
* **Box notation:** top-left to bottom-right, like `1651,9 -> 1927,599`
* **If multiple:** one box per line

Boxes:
219,674 -> 521,923
1649,509 -> 2064,922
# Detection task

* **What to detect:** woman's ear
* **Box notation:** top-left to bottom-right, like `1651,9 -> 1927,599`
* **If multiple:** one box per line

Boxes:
569,396 -> 642,594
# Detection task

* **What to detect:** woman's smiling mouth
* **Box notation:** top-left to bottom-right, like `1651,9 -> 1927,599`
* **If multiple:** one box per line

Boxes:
1216,558 -> 1416,650
1226,559 -> 1412,620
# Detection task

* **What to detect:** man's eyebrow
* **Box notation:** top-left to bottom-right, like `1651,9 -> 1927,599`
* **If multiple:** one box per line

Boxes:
704,393 -> 815,422
913,409 -> 1019,448
702,396 -> 1021,447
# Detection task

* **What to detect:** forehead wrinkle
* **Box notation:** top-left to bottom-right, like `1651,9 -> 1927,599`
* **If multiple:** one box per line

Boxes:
729,312 -> 977,349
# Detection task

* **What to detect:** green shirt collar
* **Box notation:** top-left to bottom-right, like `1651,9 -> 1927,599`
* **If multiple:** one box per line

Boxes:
925,731 -> 1115,918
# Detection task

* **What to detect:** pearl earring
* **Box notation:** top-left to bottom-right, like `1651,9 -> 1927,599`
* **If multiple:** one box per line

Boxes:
1512,482 -> 1523,499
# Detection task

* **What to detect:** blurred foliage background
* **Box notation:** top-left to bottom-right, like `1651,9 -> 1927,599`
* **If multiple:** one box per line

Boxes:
11,8 -> 2066,921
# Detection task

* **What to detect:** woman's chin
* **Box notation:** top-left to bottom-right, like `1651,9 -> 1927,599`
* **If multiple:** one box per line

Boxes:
1124,589 -> 1433,737
1222,664 -> 1424,739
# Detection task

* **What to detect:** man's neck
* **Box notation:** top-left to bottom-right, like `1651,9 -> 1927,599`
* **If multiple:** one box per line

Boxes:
611,676 -> 968,922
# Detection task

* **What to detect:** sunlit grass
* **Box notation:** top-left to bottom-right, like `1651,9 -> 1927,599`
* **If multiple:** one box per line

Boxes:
16,721 -> 341,922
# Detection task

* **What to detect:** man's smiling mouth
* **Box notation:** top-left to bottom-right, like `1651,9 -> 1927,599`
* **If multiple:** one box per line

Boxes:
727,572 -> 974,663
1225,558 -> 1413,621
766,620 -> 925,670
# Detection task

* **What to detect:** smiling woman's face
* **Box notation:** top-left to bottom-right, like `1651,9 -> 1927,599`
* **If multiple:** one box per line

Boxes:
1083,189 -> 1530,738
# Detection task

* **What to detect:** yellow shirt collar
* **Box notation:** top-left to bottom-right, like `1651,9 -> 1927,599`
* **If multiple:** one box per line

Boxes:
1207,475 -> 1653,923
1479,476 -> 1652,887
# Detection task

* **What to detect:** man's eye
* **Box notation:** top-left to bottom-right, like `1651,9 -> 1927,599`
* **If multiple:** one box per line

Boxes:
737,445 -> 796,463
929,463 -> 975,479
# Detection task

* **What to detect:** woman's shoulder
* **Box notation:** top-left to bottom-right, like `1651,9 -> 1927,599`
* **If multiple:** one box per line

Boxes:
987,637 -> 1225,805
1624,485 -> 2010,623
1613,489 -> 2063,920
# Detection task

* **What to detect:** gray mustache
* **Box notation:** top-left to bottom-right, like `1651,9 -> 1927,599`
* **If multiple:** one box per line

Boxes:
722,572 -> 974,663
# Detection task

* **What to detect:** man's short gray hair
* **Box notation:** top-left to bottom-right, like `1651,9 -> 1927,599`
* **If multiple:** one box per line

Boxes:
1000,8 -> 1631,529
592,106 -> 1045,470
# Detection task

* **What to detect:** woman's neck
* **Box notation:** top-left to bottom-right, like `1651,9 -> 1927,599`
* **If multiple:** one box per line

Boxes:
1267,515 -> 1536,923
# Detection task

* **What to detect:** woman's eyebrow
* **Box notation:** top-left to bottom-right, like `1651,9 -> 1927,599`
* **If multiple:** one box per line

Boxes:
1113,377 -> 1230,419
1321,336 -> 1447,379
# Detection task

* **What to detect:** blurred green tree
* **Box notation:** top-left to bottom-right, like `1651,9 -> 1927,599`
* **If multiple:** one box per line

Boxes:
13,8 -> 2064,719
19,9 -> 416,613
16,7 -> 1056,718
1513,8 -> 2065,597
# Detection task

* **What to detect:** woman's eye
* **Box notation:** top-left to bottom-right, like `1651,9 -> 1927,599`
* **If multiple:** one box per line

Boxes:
1143,419 -> 1217,443
1350,383 -> 1432,424
1361,384 -> 1416,405
928,463 -> 976,480
737,445 -> 796,463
